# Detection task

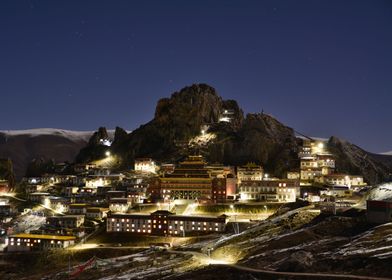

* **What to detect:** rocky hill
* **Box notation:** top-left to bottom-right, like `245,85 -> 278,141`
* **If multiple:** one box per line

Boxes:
76,83 -> 392,184
76,84 -> 300,178
0,129 -> 94,179
3,85 -> 391,184
328,136 -> 392,184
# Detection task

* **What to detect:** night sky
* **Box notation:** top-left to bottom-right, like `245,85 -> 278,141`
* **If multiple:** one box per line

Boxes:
1,1 -> 391,153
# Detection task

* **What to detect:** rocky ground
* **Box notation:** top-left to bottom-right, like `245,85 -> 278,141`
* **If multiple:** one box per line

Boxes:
3,205 -> 392,280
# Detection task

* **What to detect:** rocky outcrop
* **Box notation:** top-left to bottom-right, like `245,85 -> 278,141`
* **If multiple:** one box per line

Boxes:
76,127 -> 111,163
207,113 -> 299,177
328,136 -> 392,184
75,84 -> 392,183
77,84 -> 299,177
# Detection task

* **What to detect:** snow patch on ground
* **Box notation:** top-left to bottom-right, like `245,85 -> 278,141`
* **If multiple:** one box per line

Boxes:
362,183 -> 392,203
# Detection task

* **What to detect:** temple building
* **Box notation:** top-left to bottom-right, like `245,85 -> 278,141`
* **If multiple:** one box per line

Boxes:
159,155 -> 212,200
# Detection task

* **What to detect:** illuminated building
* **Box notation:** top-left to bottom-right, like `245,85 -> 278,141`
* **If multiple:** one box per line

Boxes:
239,179 -> 299,202
74,163 -> 97,174
28,192 -> 50,203
211,178 -> 227,203
8,234 -> 76,251
134,158 -> 157,173
107,210 -> 228,236
46,215 -> 85,229
219,109 -> 235,123
287,171 -> 300,180
86,207 -> 108,220
318,174 -> 366,188
109,198 -> 131,213
237,163 -> 264,183
159,155 -> 212,200
68,203 -> 89,215
299,139 -> 336,184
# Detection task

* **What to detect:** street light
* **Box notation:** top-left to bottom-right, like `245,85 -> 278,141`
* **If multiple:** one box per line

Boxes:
318,142 -> 324,149
105,151 -> 111,157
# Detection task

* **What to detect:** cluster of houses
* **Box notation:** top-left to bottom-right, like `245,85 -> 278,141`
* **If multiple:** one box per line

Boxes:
3,137 -> 387,252
294,139 -> 366,188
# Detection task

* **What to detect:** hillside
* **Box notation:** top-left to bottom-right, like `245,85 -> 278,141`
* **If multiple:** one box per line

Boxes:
328,137 -> 392,184
0,129 -> 94,179
77,84 -> 392,184
75,84 -> 300,177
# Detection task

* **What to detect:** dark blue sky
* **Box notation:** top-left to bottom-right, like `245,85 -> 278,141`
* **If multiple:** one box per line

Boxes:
1,0 -> 391,153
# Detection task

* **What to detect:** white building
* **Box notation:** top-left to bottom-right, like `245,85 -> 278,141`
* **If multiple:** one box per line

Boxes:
134,158 -> 157,173
237,163 -> 263,183
8,234 -> 76,251
239,179 -> 299,202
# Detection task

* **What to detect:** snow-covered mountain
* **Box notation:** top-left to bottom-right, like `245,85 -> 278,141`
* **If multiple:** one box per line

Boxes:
380,151 -> 392,156
0,128 -> 94,142
0,128 -> 114,179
